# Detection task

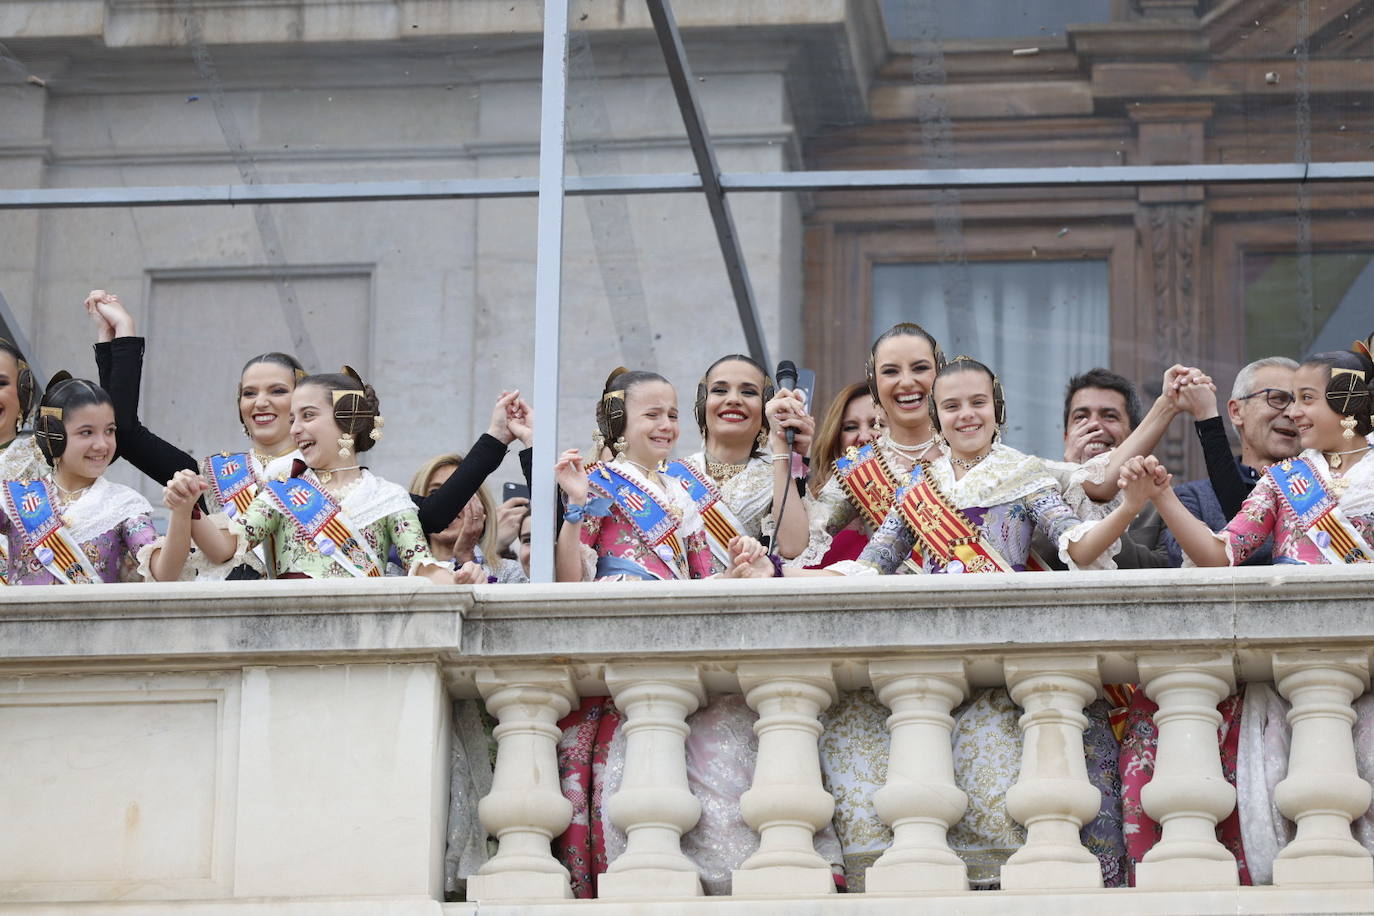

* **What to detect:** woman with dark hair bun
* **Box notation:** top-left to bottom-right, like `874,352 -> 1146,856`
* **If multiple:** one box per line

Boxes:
674,354 -> 813,565
182,368 -> 458,584
0,374 -> 193,584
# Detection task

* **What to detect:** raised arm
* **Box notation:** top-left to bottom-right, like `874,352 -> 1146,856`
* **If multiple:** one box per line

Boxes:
84,292 -> 200,487
766,388 -> 813,558
553,448 -> 592,582
1080,365 -> 1206,502
413,390 -> 521,534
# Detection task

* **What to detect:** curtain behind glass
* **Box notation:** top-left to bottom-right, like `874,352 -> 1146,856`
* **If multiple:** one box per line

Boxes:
872,260 -> 1110,461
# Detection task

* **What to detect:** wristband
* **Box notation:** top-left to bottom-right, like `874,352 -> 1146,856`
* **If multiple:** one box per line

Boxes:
562,495 -> 612,524
770,454 -> 791,462
769,553 -> 783,577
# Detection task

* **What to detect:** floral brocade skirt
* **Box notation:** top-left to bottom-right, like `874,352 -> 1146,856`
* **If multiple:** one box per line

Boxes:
818,688 -> 1127,890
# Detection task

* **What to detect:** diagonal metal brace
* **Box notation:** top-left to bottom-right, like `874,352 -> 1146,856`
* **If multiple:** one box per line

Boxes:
644,0 -> 770,370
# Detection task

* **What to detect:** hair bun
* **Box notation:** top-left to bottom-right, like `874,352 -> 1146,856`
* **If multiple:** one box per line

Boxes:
603,366 -> 630,393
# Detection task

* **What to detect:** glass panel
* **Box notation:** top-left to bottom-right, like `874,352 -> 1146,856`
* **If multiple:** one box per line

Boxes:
873,260 -> 1111,460
881,0 -> 1112,41
1243,251 -> 1374,361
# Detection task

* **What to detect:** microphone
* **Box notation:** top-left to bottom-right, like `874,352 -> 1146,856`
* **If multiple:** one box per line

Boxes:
775,360 -> 798,451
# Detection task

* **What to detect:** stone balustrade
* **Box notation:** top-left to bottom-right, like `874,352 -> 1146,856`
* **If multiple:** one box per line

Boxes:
4,567 -> 1374,914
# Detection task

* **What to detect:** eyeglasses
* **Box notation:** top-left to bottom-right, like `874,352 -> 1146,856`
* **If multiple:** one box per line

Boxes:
1236,388 -> 1294,410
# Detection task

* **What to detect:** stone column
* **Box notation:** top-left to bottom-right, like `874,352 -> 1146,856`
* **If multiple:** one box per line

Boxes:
600,663 -> 707,898
732,661 -> 838,896
1000,656 -> 1104,890
466,667 -> 577,901
1135,652 -> 1239,889
865,658 -> 970,893
1272,650 -> 1374,886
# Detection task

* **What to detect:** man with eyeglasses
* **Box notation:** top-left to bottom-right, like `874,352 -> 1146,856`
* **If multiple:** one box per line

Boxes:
1158,356 -> 1301,566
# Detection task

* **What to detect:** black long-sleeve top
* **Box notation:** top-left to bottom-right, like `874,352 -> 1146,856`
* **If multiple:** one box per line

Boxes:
1194,415 -> 1255,519
95,337 -> 532,534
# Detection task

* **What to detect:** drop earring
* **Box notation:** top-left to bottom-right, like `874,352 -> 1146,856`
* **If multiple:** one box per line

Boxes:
612,436 -> 628,457
756,428 -> 769,451
1342,415 -> 1358,440
338,433 -> 354,458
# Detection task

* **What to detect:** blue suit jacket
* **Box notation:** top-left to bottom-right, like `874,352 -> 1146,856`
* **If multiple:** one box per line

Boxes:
1162,459 -> 1273,567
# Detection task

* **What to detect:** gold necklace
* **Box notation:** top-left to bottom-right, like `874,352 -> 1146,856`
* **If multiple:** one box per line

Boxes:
50,476 -> 91,507
951,451 -> 990,470
1324,444 -> 1371,470
704,451 -> 749,483
316,465 -> 360,486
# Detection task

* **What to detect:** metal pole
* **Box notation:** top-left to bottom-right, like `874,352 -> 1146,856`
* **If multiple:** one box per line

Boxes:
644,0 -> 770,370
529,0 -> 571,585
9,162 -> 1374,211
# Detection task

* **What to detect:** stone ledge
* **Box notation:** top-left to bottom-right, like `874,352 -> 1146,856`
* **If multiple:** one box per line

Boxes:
0,578 -> 467,668
440,885 -> 1374,913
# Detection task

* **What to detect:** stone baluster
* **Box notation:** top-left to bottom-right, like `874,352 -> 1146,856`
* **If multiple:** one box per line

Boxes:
1271,650 -> 1374,886
600,663 -> 707,898
865,658 -> 970,892
732,661 -> 838,896
466,667 -> 577,901
1000,656 -> 1104,889
1135,652 -> 1239,889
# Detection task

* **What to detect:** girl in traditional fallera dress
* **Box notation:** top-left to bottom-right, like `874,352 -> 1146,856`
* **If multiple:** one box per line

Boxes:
181,368 -> 456,584
0,376 -> 193,585
83,290 -> 518,577
549,368 -> 835,896
1124,335 -> 1374,885
677,354 -> 813,565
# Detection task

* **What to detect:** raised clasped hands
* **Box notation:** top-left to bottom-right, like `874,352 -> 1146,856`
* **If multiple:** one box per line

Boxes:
84,289 -> 135,342
1163,365 -> 1218,419
163,469 -> 209,516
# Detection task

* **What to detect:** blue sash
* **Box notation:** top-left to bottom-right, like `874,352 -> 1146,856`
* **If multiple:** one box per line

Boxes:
663,460 -> 714,514
203,452 -> 257,519
594,554 -> 660,580
1269,457 -> 1374,564
587,463 -> 676,547
262,475 -> 382,577
2,479 -> 99,584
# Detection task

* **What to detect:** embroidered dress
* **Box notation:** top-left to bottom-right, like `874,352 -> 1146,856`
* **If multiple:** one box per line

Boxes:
833,444 -> 1116,576
1194,448 -> 1374,565
0,476 -> 157,584
234,468 -> 436,578
681,452 -> 777,549
572,459 -> 715,582
820,444 -> 1123,887
795,435 -> 928,569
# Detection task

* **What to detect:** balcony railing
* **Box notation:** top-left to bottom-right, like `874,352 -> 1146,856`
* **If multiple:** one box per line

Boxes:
3,567 -> 1374,914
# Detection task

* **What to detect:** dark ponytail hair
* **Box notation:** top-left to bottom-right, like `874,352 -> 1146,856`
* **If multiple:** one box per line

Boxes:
34,374 -> 113,466
596,367 -> 671,447
296,366 -> 383,453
